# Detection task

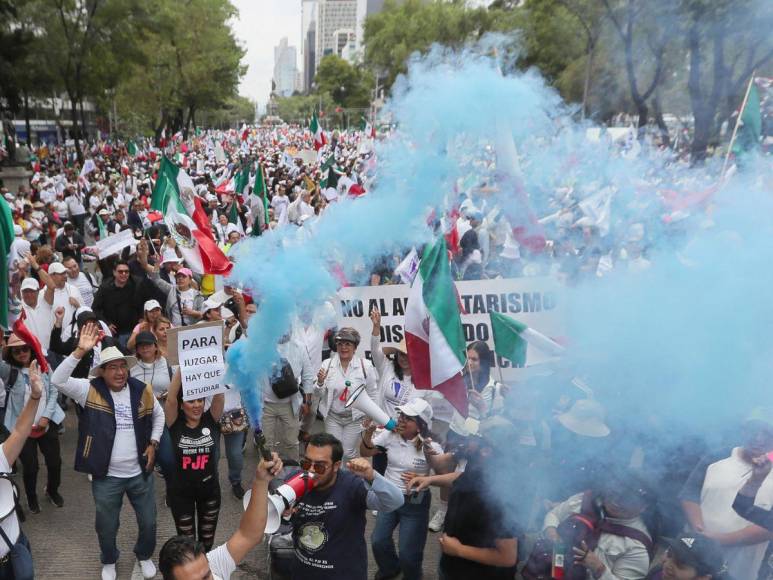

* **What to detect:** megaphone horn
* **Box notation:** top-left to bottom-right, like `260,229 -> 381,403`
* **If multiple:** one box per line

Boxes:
344,383 -> 397,431
243,471 -> 318,534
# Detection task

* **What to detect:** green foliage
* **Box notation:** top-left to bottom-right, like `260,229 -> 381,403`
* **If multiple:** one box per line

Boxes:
314,55 -> 374,108
273,94 -> 335,125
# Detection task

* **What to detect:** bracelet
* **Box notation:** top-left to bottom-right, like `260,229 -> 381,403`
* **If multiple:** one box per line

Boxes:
361,433 -> 374,450
29,395 -> 41,401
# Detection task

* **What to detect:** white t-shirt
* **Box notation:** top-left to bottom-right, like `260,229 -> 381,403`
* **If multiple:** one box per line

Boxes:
23,296 -> 54,354
66,194 -> 86,216
69,271 -> 95,307
108,386 -> 142,478
372,430 -> 442,494
0,447 -> 20,558
206,544 -> 237,579
53,283 -> 85,341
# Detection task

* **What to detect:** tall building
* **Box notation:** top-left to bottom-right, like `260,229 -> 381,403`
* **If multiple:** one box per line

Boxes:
301,0 -> 318,92
273,37 -> 299,98
315,0 -> 358,68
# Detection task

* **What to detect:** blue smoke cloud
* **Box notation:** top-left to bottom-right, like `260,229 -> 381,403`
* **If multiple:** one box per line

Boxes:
226,34 -> 772,453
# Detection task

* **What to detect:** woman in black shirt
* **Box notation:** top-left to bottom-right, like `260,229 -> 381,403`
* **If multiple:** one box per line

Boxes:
164,370 -> 225,550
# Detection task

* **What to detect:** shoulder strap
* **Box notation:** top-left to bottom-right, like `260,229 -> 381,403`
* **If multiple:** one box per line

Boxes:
167,361 -> 174,381
361,358 -> 367,379
0,525 -> 13,551
175,289 -> 186,327
1,369 -> 19,412
598,521 -> 654,556
84,271 -> 97,289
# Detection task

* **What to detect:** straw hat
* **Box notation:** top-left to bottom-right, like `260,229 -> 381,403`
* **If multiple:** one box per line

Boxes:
89,346 -> 137,378
556,399 -> 610,438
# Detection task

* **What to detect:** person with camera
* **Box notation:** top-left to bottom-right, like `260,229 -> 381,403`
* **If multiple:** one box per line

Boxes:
359,399 -> 443,580
534,470 -> 654,580
51,323 -> 165,580
158,452 -> 284,580
289,432 -> 404,580
163,368 -> 224,551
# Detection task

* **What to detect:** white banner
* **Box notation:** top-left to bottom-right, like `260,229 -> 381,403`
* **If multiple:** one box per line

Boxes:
95,228 -> 138,258
177,321 -> 227,401
336,277 -> 565,381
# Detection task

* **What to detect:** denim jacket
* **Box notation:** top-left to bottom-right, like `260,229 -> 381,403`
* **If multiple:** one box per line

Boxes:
0,360 -> 65,431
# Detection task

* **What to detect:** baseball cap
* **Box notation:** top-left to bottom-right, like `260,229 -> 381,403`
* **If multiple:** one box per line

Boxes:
663,534 -> 725,576
175,267 -> 193,278
48,262 -> 67,275
20,278 -> 39,292
135,331 -> 158,346
202,298 -> 223,313
144,299 -> 162,312
396,398 -> 433,430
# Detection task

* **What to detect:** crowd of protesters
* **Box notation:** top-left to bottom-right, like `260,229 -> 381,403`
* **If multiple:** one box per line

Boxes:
0,126 -> 768,580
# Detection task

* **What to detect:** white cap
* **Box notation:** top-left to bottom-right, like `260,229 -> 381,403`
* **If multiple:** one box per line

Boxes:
395,398 -> 433,430
20,278 -> 39,292
48,262 -> 67,274
144,299 -> 162,312
202,298 -> 223,313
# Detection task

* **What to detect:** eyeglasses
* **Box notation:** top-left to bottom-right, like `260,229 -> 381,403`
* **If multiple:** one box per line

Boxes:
115,269 -> 130,275
104,363 -> 128,372
398,413 -> 417,423
300,458 -> 332,475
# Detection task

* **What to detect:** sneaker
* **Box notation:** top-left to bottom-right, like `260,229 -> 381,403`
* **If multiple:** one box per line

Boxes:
138,559 -> 156,579
45,488 -> 64,508
27,496 -> 40,514
231,482 -> 245,500
428,508 -> 446,532
101,563 -> 116,580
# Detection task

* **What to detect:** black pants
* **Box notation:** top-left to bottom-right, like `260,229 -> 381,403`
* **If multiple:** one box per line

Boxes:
167,479 -> 221,551
19,424 -> 61,501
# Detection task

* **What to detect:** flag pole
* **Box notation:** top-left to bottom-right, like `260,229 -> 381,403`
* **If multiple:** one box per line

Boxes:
721,71 -> 756,180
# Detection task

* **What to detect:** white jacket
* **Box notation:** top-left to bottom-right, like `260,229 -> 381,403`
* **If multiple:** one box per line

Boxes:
316,354 -> 378,421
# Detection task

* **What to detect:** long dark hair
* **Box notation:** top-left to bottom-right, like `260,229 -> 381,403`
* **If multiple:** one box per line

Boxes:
392,357 -> 404,381
466,340 -> 492,391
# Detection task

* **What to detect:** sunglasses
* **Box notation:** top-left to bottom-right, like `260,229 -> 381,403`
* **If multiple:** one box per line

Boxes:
300,458 -> 333,475
10,346 -> 31,354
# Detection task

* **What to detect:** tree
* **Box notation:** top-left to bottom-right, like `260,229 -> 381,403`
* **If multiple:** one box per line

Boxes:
314,55 -> 373,108
363,0 -> 497,93
273,94 -> 335,126
601,0 -> 678,138
682,0 -> 773,162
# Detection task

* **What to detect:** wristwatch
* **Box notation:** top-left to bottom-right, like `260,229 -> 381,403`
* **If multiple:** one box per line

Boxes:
149,439 -> 159,450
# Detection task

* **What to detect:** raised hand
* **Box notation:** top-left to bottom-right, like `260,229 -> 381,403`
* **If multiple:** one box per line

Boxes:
346,457 -> 375,482
28,360 -> 43,400
76,323 -> 101,354
369,308 -> 381,330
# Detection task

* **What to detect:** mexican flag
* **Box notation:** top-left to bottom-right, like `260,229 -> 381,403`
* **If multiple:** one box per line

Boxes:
311,112 -> 326,151
405,238 -> 468,416
251,163 -> 269,237
0,196 -> 15,328
127,141 -> 138,157
151,157 -> 232,276
233,166 -> 250,196
732,78 -> 762,155
489,311 -> 565,366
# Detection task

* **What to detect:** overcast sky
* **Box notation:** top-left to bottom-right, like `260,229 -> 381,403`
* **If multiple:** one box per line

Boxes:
231,0 -> 302,109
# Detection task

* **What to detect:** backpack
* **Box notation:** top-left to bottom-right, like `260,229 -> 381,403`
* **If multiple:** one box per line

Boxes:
523,491 -> 653,580
270,358 -> 299,399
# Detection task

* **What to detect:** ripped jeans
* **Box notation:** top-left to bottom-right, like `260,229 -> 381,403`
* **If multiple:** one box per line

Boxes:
166,477 -> 221,551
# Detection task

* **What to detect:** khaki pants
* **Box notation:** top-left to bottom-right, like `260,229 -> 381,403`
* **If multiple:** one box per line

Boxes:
262,401 -> 300,462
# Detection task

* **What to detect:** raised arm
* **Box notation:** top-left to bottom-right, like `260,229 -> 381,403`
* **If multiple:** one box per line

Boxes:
51,324 -> 100,405
225,454 -> 283,565
2,361 -> 44,464
369,309 -> 388,375
210,393 -> 225,423
165,369 -> 182,427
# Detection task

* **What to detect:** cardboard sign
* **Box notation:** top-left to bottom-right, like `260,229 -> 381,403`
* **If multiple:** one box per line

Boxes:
168,320 -> 227,401
95,228 -> 138,258
336,277 -> 565,381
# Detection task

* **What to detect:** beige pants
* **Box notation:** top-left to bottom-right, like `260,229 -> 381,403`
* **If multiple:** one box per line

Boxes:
262,401 -> 300,462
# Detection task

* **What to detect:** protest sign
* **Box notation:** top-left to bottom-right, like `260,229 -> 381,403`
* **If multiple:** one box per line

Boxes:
336,277 -> 565,381
168,320 -> 228,401
95,228 -> 138,258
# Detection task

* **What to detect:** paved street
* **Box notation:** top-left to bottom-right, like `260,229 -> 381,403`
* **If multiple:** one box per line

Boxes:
20,409 -> 443,579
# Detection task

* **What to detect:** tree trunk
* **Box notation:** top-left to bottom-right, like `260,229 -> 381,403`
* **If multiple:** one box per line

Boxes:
69,94 -> 84,165
652,93 -> 670,148
581,39 -> 595,120
22,91 -> 32,146
79,100 -> 87,141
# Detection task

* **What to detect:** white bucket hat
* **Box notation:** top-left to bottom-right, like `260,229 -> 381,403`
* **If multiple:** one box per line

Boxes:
89,346 -> 137,378
556,399 -> 610,438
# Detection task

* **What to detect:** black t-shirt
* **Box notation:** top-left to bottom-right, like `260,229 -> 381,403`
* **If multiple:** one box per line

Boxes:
168,411 -> 220,488
440,467 -> 521,580
290,470 -> 369,580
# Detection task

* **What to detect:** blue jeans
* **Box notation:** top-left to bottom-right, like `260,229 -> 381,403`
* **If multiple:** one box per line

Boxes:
222,431 -> 246,485
372,490 -> 431,580
92,473 -> 156,565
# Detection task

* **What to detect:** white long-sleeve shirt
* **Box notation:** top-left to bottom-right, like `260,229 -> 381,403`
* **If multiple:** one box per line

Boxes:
52,353 -> 165,478
369,334 -> 416,418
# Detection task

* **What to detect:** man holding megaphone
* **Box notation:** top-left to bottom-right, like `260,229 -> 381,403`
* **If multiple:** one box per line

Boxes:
287,432 -> 404,580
